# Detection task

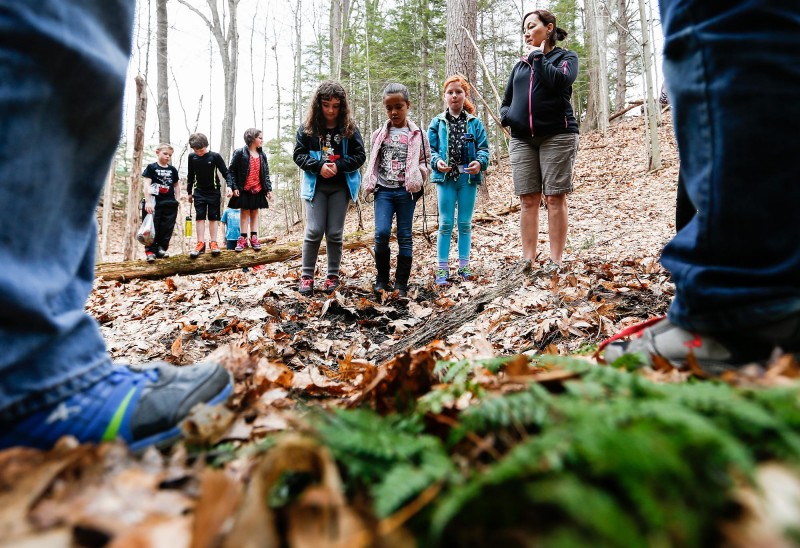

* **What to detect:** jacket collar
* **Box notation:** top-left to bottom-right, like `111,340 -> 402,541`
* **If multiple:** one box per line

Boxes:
435,110 -> 477,122
381,118 -> 422,133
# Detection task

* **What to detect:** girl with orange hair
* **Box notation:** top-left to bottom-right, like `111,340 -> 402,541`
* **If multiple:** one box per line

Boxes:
427,75 -> 490,286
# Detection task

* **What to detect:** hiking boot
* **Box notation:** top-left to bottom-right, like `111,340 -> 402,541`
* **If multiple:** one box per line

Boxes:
541,260 -> 560,275
435,268 -> 450,286
395,255 -> 413,297
209,241 -> 221,256
373,249 -> 392,294
298,276 -> 314,296
234,236 -> 248,252
251,235 -> 262,251
457,265 -> 477,281
156,247 -> 169,258
146,251 -> 156,263
189,241 -> 206,259
323,275 -> 340,294
0,362 -> 233,452
599,316 -> 800,375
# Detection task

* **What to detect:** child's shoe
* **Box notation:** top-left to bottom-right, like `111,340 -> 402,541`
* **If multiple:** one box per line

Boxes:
251,235 -> 262,251
209,241 -> 221,256
0,362 -> 233,452
234,236 -> 248,252
156,247 -> 169,258
456,265 -> 477,281
323,275 -> 340,294
146,251 -> 156,263
189,242 -> 206,259
298,276 -> 314,296
435,268 -> 450,286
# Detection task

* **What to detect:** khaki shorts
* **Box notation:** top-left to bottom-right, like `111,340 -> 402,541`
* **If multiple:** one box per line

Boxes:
510,133 -> 579,196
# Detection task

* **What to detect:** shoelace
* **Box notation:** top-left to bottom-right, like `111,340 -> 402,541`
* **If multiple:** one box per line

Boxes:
324,277 -> 339,289
300,278 -> 313,289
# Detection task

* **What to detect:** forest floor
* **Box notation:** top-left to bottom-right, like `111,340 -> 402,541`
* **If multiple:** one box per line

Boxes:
4,113 -> 800,547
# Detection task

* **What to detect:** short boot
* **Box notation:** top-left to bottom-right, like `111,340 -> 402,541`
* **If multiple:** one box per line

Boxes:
394,255 -> 413,297
373,249 -> 392,294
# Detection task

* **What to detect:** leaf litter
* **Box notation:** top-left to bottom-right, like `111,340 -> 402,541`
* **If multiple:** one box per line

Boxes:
4,113 -> 800,546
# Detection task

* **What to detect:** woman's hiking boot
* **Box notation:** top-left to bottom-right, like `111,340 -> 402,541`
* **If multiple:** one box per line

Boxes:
373,250 -> 392,294
394,255 -> 413,297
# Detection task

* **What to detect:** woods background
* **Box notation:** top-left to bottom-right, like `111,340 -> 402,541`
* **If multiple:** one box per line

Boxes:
103,0 -> 665,262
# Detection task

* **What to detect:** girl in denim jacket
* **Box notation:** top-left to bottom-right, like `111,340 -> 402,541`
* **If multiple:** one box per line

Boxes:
428,75 -> 490,286
364,83 -> 431,297
293,81 -> 366,296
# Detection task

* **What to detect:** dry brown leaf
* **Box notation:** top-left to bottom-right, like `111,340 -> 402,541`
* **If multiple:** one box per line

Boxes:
190,469 -> 242,548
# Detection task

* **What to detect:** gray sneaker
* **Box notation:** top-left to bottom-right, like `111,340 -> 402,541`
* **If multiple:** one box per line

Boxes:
600,316 -> 800,375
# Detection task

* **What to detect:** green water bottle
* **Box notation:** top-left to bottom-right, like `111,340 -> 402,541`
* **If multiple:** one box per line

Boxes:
185,215 -> 193,237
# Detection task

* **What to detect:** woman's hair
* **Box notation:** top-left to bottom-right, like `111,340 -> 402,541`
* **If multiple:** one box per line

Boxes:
522,10 -> 569,47
243,128 -> 262,147
303,80 -> 356,138
382,82 -> 410,103
442,75 -> 476,114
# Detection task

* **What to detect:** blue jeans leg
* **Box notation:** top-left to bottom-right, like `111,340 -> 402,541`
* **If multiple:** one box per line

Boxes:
0,1 -> 135,420
659,1 -> 800,332
374,187 -> 415,257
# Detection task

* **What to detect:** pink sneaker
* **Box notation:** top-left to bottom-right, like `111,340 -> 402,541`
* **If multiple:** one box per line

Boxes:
234,236 -> 248,252
298,276 -> 314,296
251,235 -> 262,251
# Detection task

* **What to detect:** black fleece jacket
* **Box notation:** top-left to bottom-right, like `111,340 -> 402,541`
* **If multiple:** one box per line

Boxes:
500,47 -> 580,138
227,147 -> 272,193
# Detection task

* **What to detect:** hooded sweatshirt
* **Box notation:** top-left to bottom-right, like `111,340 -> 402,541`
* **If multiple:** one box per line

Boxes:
500,47 -> 579,139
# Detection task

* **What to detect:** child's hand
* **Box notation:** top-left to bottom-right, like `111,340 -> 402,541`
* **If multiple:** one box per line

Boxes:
320,162 -> 337,178
266,191 -> 273,201
226,188 -> 232,198
145,204 -> 154,214
436,160 -> 452,173
465,161 -> 481,175
232,189 -> 240,197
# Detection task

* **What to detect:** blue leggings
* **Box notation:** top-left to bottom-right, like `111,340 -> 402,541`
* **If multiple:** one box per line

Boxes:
436,174 -> 478,264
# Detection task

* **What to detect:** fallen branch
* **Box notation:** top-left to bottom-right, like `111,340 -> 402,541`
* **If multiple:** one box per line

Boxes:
374,260 -> 534,364
609,100 -> 643,122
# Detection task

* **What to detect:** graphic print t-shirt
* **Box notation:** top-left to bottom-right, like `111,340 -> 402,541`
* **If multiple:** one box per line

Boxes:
143,162 -> 178,203
319,128 -> 346,187
377,126 -> 410,189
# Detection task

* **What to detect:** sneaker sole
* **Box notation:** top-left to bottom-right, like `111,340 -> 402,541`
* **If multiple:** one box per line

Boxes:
128,380 -> 234,453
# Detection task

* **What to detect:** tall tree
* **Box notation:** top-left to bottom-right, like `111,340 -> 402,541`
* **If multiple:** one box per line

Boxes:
176,0 -> 241,161
583,0 -> 609,133
613,0 -> 630,112
330,0 -> 351,81
637,0 -> 661,169
156,0 -> 170,143
445,0 -> 477,82
124,75 -> 147,262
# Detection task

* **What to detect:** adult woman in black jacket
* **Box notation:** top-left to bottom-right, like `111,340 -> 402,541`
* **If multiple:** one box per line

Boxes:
500,9 -> 579,268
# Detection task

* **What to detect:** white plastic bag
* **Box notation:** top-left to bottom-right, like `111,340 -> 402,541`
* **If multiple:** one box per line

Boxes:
136,213 -> 155,246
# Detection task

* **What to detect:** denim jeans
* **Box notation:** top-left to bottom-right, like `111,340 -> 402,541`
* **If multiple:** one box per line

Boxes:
659,1 -> 800,332
437,174 -> 478,264
374,186 -> 415,257
0,1 -> 134,420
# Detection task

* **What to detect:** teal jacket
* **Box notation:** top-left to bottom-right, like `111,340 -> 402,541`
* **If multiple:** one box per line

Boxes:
427,111 -> 490,184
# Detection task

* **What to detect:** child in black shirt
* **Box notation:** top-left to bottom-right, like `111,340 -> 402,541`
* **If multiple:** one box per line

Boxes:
186,133 -> 230,258
142,143 -> 180,262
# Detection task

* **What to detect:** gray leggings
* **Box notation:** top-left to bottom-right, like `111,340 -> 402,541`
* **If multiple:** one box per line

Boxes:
301,183 -> 349,278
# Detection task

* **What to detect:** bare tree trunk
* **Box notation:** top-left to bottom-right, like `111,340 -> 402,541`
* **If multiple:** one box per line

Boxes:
100,160 -> 116,261
176,0 -> 240,161
250,4 -> 258,124
156,0 -> 170,143
445,0 -> 477,83
614,0 -> 630,112
638,0 -> 661,170
124,75 -> 147,262
583,0 -> 609,134
292,0 -> 304,229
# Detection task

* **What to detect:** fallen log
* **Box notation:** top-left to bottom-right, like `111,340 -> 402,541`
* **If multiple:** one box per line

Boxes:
374,260 -> 535,364
95,203 -> 522,281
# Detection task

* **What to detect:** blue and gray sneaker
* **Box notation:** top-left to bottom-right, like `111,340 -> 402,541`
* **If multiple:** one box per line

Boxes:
435,268 -> 450,286
0,362 -> 233,452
